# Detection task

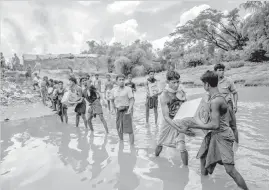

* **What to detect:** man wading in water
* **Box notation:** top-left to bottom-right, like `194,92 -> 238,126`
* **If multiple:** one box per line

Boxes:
185,71 -> 248,190
83,83 -> 109,133
145,70 -> 161,126
155,71 -> 195,165
111,74 -> 135,145
68,77 -> 87,128
214,63 -> 239,143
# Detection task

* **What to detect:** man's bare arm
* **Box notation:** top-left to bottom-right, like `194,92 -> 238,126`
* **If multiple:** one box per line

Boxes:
190,98 -> 221,130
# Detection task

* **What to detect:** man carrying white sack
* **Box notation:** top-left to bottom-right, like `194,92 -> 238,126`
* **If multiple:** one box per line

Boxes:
155,70 -> 195,166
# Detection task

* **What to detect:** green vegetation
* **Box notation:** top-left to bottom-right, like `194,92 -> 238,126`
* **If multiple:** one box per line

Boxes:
77,1 -> 268,78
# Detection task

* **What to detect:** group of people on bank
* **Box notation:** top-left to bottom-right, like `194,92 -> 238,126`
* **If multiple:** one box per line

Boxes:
33,62 -> 248,190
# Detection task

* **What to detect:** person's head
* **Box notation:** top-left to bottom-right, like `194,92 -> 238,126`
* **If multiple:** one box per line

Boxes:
127,73 -> 133,82
69,76 -> 77,86
166,70 -> 181,91
200,70 -> 219,92
116,74 -> 125,87
58,81 -> 63,89
86,74 -> 90,81
37,76 -> 40,79
95,73 -> 99,79
106,73 -> 111,81
34,73 -> 37,76
0,52 -> 2,56
214,63 -> 225,78
168,64 -> 175,71
80,77 -> 87,86
148,69 -> 155,79
43,76 -> 48,81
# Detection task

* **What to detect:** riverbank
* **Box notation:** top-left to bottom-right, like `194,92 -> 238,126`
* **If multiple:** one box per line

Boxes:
133,62 -> 269,87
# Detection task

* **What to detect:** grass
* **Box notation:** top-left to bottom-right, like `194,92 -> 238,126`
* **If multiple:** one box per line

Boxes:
132,61 -> 269,88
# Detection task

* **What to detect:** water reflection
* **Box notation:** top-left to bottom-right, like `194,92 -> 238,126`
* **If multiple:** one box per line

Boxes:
114,143 -> 139,190
146,157 -> 189,190
90,133 -> 110,180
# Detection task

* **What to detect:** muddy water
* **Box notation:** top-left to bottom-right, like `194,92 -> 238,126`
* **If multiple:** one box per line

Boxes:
1,87 -> 269,190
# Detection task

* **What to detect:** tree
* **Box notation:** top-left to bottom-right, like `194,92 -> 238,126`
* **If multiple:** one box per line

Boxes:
171,8 -> 248,51
240,1 -> 269,12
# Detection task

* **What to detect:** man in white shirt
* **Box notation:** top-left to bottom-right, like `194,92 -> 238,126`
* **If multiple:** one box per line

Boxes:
111,74 -> 135,145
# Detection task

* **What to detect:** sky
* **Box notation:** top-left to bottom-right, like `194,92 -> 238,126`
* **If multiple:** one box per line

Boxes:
0,0 -> 249,58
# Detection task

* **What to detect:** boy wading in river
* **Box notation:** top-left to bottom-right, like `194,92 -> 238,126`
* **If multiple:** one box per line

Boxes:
214,63 -> 239,143
104,74 -> 116,113
184,71 -> 248,190
145,70 -> 161,126
155,71 -> 195,165
54,81 -> 68,123
111,74 -> 135,145
83,83 -> 109,133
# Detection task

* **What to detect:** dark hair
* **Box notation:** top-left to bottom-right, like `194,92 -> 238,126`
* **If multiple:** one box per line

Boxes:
80,77 -> 86,83
95,73 -> 99,76
214,63 -> 225,71
58,81 -> 63,84
54,80 -> 59,84
127,73 -> 132,78
49,79 -> 53,82
200,70 -> 218,87
116,74 -> 125,80
148,69 -> 155,74
166,70 -> 180,81
106,73 -> 111,77
69,76 -> 77,84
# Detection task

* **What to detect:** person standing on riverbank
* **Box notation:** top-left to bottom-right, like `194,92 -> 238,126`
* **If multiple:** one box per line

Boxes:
33,55 -> 42,74
186,70 -> 248,190
155,70 -> 194,165
145,70 -> 161,126
214,63 -> 239,143
111,74 -> 135,145
69,77 -> 87,128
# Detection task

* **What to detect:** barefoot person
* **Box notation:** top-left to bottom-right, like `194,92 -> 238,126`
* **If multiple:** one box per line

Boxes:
145,70 -> 161,126
125,73 -> 136,93
93,73 -> 102,93
40,76 -> 49,106
33,73 -> 39,90
83,84 -> 109,133
155,71 -> 194,165
69,77 -> 87,128
186,70 -> 248,190
104,74 -> 116,113
54,81 -> 68,123
111,74 -> 135,145
214,63 -> 239,143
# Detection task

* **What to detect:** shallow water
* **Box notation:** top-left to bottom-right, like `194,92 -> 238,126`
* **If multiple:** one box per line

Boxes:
1,87 -> 269,190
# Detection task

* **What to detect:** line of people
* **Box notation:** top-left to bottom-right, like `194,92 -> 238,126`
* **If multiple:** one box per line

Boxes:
34,62 -> 247,189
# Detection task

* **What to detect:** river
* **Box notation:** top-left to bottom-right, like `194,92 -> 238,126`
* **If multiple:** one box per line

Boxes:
1,87 -> 269,190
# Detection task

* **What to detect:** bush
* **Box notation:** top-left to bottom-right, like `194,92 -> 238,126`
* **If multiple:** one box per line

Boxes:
131,65 -> 145,77
152,62 -> 163,73
222,50 -> 241,62
242,42 -> 269,62
114,56 -> 132,75
182,53 -> 206,68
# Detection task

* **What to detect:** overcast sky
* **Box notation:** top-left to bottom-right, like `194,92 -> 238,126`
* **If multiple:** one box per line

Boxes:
0,0 -> 249,58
